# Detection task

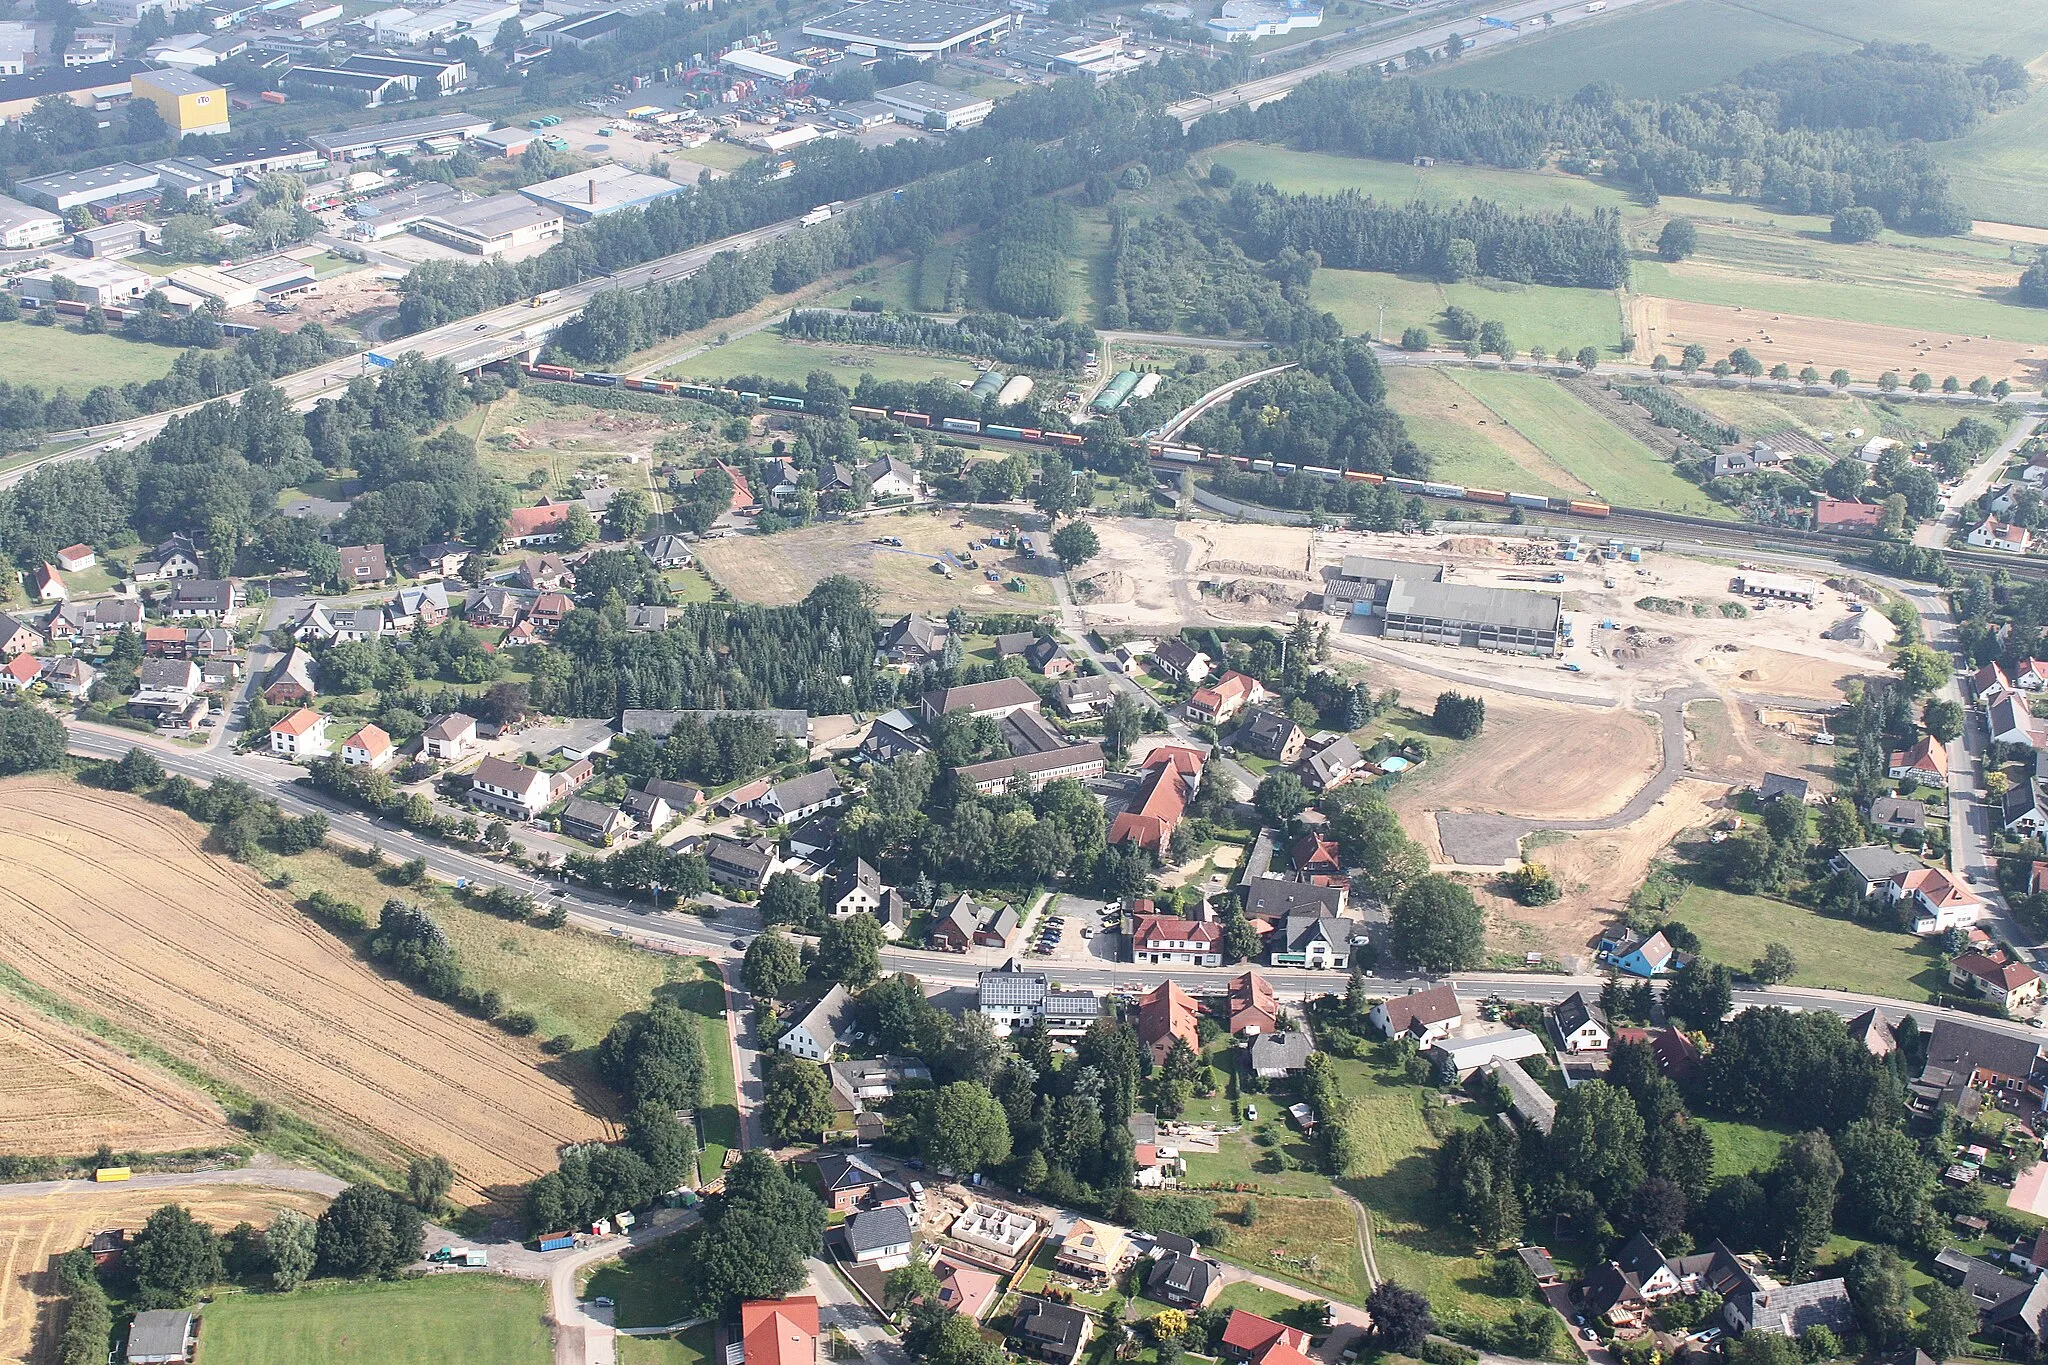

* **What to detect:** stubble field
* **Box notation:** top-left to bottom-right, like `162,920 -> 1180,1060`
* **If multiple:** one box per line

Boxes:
0,993 -> 232,1159
0,1182 -> 333,1365
0,780 -> 614,1203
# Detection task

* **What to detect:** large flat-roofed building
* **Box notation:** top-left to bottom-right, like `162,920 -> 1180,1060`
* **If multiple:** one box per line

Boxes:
1384,579 -> 1562,656
308,111 -> 493,160
0,194 -> 63,248
1206,0 -> 1320,40
803,0 -> 1012,57
542,9 -> 626,47
131,68 -> 230,136
1321,554 -> 1441,615
873,79 -> 992,129
720,47 -> 812,83
0,61 -> 140,122
146,155 -> 234,204
1731,571 -> 1818,604
518,161 -> 687,221
207,140 -> 324,179
17,161 -> 159,215
16,258 -> 152,306
412,192 -> 565,254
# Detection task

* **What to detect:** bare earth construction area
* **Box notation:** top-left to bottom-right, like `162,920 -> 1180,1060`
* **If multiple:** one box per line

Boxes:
0,780 -> 614,1202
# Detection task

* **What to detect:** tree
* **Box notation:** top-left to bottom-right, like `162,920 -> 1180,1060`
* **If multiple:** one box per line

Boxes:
1253,771 -> 1310,828
1400,326 -> 1430,351
1433,691 -> 1485,739
760,871 -> 824,931
1830,368 -> 1853,389
1439,236 -> 1479,282
597,1001 -> 705,1112
886,1259 -> 942,1311
1657,218 -> 1697,261
1576,346 -> 1600,370
405,1155 -> 454,1211
1550,1080 -> 1647,1209
1751,943 -> 1796,985
744,929 -> 805,997
1051,520 -> 1100,570
605,489 -> 649,541
1766,1131 -> 1842,1276
130,1204 -> 222,1307
626,1101 -> 697,1191
815,912 -> 884,989
1892,644 -> 1950,696
1504,862 -> 1559,906
691,1150 -> 826,1315
316,1183 -> 424,1279
265,1209 -> 318,1292
1832,206 -> 1883,243
920,1081 -> 1012,1172
1836,1117 -> 1933,1245
1919,1283 -> 1976,1361
1923,697 -> 1964,743
762,1054 -> 836,1142
560,504 -> 598,549
0,704 -> 67,773
1367,1281 -> 1435,1353
1389,875 -> 1485,973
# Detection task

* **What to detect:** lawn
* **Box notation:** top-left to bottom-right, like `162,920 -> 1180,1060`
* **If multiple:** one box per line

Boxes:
1381,365 -> 1582,500
1310,267 -> 1624,357
1668,875 -> 1947,1000
199,1275 -> 553,1364
662,328 -> 979,389
621,1323 -> 718,1365
1942,83 -> 2048,228
585,1232 -> 702,1330
1213,1281 -> 1325,1327
0,319 -> 184,391
665,959 -> 740,1177
1208,1192 -> 1369,1305
817,257 -> 922,312
1200,145 -> 1631,216
1446,370 -> 1729,516
680,140 -> 761,172
1696,1117 -> 1798,1179
1680,387 -> 1971,447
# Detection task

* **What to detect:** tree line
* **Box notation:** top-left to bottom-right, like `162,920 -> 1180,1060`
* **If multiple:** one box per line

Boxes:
780,310 -> 1099,371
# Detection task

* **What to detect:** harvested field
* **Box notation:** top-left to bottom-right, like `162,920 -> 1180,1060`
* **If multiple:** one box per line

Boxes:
695,507 -> 1054,611
0,780 -> 614,1203
0,1181 -> 332,1365
0,993 -> 231,1159
1629,292 -> 2048,387
1382,366 -> 1585,499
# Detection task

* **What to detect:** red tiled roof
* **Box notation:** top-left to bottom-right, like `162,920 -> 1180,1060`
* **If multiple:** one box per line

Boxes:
1815,499 -> 1883,530
271,707 -> 322,736
1890,734 -> 1947,776
1137,980 -> 1200,1059
1222,1311 -> 1308,1358
505,504 -> 571,537
1132,915 -> 1222,949
3,653 -> 39,682
1110,762 -> 1191,853
741,1298 -> 819,1365
1227,970 -> 1279,1033
343,724 -> 391,756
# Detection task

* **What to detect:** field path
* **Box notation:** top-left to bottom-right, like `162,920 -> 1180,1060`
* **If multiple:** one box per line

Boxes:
0,780 -> 616,1202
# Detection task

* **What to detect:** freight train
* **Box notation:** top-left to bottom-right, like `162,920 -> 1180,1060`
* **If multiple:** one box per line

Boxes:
1144,438 -> 1612,519
519,363 -> 1086,446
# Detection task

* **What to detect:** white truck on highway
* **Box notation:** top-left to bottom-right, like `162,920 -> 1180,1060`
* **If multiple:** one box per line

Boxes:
799,200 -> 846,227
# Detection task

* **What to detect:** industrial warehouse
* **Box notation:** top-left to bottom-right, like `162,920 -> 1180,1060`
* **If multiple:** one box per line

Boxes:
1322,556 -> 1563,657
802,0 -> 1013,57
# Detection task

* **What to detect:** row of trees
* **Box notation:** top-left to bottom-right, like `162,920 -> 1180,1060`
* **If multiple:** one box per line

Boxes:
780,310 -> 1099,372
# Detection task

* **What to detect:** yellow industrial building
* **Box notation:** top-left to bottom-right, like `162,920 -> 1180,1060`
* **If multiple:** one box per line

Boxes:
130,69 -> 229,137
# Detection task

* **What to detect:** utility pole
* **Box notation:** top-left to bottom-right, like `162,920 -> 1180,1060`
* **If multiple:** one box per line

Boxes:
1377,301 -> 1385,343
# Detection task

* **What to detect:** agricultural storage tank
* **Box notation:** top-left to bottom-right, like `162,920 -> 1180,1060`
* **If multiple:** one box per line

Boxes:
969,370 -> 1006,401
1130,371 -> 1162,400
995,374 -> 1034,406
1090,369 -> 1141,413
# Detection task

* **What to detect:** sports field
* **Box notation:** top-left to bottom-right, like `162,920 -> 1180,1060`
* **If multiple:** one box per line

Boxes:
0,780 -> 615,1201
199,1275 -> 554,1365
1445,370 -> 1729,515
662,328 -> 980,389
0,320 -> 183,391
1381,365 -> 1582,498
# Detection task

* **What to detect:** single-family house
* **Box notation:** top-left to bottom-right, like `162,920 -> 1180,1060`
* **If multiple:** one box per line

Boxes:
779,985 -> 851,1061
1145,1232 -> 1221,1307
927,893 -> 1017,952
1248,1031 -> 1313,1078
124,1309 -> 197,1365
517,553 -> 573,592
1971,519 -> 2035,554
502,503 -> 572,547
1302,733 -> 1369,790
1368,983 -> 1461,1044
1137,980 -> 1200,1065
1226,970 -> 1279,1035
1890,865 -> 1986,935
1552,990 -> 1610,1053
864,454 -> 919,499
269,707 -> 329,759
1186,671 -> 1269,725
339,723 -> 395,770
132,534 -> 203,581
1989,697 -> 2047,749
1268,912 -> 1356,969
740,1298 -> 819,1365
1151,638 -> 1211,684
1952,954 -> 2046,1012
1759,772 -> 1809,803
1831,845 -> 1924,896
467,756 -> 553,821
1014,1297 -> 1093,1365
757,769 -> 845,824
1054,1221 -> 1127,1281
1871,795 -> 1928,834
561,797 -> 632,845
29,561 -> 65,601
0,611 -> 41,658
412,542 -> 472,580
845,1205 -> 914,1269
0,652 -> 40,693
2004,783 -> 2048,837
921,678 -> 1040,723
1726,1278 -> 1854,1338
878,612 -> 949,667
1610,930 -> 1676,978
1237,707 -> 1306,764
1220,1310 -> 1310,1365
933,1260 -> 1000,1321
706,836 -> 779,891
421,712 -> 477,761
1815,500 -> 1884,534
337,543 -> 389,584
164,579 -> 242,623
1974,663 -> 2016,703
1054,675 -> 1118,720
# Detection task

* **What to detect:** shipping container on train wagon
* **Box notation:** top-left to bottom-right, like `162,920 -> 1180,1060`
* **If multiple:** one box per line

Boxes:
530,363 -> 578,379
764,394 -> 807,411
1387,478 -> 1425,494
850,405 -> 888,420
1045,431 -> 1083,448
1507,492 -> 1549,509
940,417 -> 981,433
985,424 -> 1027,440
675,382 -> 722,400
1465,487 -> 1508,504
894,410 -> 932,427
1568,500 -> 1612,518
1422,482 -> 1464,499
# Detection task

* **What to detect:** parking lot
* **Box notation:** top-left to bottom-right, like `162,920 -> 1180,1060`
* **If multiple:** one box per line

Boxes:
1024,893 -> 1121,964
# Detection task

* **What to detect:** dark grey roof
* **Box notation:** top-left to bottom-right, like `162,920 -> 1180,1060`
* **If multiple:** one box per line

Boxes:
767,768 -> 843,813
1581,1262 -> 1644,1318
994,632 -> 1038,656
1016,1296 -> 1091,1351
879,611 -> 946,659
1923,1019 -> 2044,1086
642,777 -> 703,806
706,836 -> 774,878
1614,1231 -> 1670,1283
1991,1279 -> 2048,1341
1305,736 -> 1365,785
561,797 -> 623,830
790,984 -> 851,1053
1833,844 -> 1922,883
1249,1031 -> 1312,1073
1871,795 -> 1928,828
815,1150 -> 886,1191
846,1204 -> 914,1254
1278,912 -> 1351,952
1516,1246 -> 1558,1281
1153,638 -> 1203,672
1735,1278 -> 1852,1337
1046,990 -> 1101,1022
1759,772 -> 1809,802
1384,577 -> 1562,633
1553,990 -> 1607,1037
1238,707 -> 1301,759
1054,675 -> 1117,707
1936,1248 -> 2034,1313
619,708 -> 809,740
979,961 -> 1047,1008
125,1309 -> 194,1360
1490,1058 -> 1555,1135
1244,879 -> 1345,920
1146,1245 -> 1219,1301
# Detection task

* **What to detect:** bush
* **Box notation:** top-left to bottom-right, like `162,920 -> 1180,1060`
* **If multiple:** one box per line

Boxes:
502,1010 -> 539,1035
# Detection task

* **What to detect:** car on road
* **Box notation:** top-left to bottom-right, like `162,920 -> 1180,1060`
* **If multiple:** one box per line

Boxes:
730,938 -> 747,949
595,1297 -> 615,1308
